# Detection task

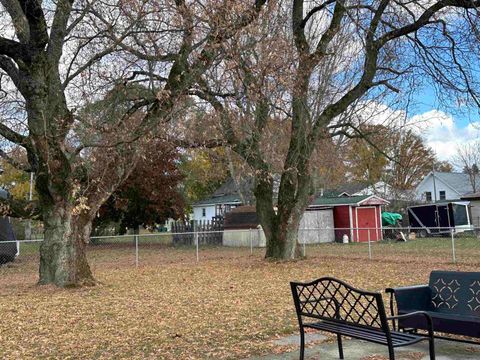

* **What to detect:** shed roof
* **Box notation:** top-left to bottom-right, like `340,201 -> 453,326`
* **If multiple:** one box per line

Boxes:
311,195 -> 388,206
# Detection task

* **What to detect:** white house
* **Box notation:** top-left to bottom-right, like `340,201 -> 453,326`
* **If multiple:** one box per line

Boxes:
329,181 -> 397,200
192,194 -> 242,222
341,181 -> 393,198
191,178 -> 250,222
415,172 -> 476,202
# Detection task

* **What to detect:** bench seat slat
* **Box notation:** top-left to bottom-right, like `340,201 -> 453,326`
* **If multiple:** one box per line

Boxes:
304,320 -> 425,347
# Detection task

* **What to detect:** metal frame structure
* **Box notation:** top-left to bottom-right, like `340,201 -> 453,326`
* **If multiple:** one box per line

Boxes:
290,277 -> 435,360
387,271 -> 480,346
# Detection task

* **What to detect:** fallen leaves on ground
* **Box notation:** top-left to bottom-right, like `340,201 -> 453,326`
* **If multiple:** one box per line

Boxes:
0,239 -> 478,359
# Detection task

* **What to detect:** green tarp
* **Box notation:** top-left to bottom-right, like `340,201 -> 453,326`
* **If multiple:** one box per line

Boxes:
382,212 -> 402,226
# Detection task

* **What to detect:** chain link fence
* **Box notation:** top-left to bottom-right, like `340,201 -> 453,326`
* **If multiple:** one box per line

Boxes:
1,226 -> 479,270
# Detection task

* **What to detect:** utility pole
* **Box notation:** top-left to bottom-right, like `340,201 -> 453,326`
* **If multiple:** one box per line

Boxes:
432,166 -> 437,203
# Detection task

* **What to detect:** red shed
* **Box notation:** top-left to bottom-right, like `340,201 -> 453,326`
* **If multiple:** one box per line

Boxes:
309,195 -> 389,242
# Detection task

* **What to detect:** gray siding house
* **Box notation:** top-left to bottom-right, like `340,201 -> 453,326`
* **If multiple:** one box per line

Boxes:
415,172 -> 478,202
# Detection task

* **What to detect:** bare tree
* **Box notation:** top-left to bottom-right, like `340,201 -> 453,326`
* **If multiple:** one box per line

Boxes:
197,0 -> 480,259
0,0 -> 267,286
454,141 -> 480,192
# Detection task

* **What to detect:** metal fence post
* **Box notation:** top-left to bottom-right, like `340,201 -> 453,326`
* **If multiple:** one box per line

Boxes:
258,227 -> 261,248
135,234 -> 139,268
451,228 -> 456,264
302,229 -> 306,257
249,229 -> 253,255
195,231 -> 199,263
368,229 -> 372,260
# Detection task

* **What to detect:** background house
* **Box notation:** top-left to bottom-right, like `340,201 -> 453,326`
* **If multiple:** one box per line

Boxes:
328,181 -> 394,199
415,172 -> 477,202
191,178 -> 253,222
193,179 -> 389,244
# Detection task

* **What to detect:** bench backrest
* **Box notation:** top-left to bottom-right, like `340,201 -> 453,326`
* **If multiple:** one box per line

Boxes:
429,271 -> 480,317
291,277 -> 389,330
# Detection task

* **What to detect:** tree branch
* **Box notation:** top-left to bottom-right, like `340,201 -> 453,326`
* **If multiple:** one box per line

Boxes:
292,0 -> 309,53
0,55 -> 22,89
18,0 -> 49,48
0,196 -> 41,220
0,149 -> 31,171
0,37 -> 30,61
312,0 -> 346,60
378,0 -> 480,47
301,0 -> 337,28
48,0 -> 75,63
0,0 -> 30,43
0,122 -> 27,145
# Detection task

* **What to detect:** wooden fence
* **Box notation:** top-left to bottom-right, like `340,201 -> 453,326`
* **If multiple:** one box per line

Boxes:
171,218 -> 224,246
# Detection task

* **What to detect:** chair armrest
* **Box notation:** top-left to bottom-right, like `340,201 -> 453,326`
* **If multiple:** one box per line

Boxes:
386,284 -> 429,293
386,285 -> 432,313
388,311 -> 435,337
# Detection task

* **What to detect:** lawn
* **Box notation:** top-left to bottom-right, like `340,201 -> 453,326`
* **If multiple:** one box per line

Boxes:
0,237 -> 479,359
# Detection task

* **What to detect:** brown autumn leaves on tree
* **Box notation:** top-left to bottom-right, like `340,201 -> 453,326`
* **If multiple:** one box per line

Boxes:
345,125 -> 449,193
95,139 -> 185,235
0,0 -> 268,287
0,0 -> 479,287
197,0 -> 480,259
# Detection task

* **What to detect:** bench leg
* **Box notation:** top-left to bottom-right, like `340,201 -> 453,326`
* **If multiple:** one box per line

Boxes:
429,336 -> 435,360
388,344 -> 395,360
337,333 -> 344,359
299,327 -> 305,360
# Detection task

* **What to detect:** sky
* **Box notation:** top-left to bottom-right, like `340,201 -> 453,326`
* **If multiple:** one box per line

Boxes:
403,87 -> 480,165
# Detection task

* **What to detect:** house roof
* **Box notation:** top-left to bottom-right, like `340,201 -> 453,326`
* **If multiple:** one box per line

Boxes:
322,182 -> 369,197
193,177 -> 253,207
419,172 -> 476,196
460,192 -> 480,200
194,175 -> 282,207
310,195 -> 388,207
193,194 -> 243,207
211,177 -> 253,198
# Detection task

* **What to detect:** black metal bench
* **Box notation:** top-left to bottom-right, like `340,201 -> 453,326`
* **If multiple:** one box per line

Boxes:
291,277 -> 435,360
386,270 -> 480,343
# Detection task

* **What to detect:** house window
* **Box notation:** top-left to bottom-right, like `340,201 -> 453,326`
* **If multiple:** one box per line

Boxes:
202,208 -> 206,217
439,191 -> 446,200
425,192 -> 432,202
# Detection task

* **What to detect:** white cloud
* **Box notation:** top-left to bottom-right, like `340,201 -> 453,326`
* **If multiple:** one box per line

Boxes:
346,103 -> 479,163
407,110 -> 480,162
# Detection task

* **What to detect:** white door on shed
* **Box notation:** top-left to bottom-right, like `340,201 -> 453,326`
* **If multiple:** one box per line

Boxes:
298,209 -> 335,244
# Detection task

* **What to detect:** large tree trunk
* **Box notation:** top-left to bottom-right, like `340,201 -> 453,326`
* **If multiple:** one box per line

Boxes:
263,220 -> 303,260
39,203 -> 95,287
254,174 -> 306,260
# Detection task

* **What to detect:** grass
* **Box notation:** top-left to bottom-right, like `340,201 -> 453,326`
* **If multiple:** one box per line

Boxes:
0,237 -> 479,359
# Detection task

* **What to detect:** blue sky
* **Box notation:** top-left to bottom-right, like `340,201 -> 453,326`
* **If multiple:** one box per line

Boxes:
407,86 -> 480,164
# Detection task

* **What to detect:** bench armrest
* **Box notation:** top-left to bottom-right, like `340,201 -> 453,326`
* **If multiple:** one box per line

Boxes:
385,284 -> 429,293
387,311 -> 435,338
386,285 -> 432,313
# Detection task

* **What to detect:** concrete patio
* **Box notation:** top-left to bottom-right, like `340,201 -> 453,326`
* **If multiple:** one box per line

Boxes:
247,333 -> 480,360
